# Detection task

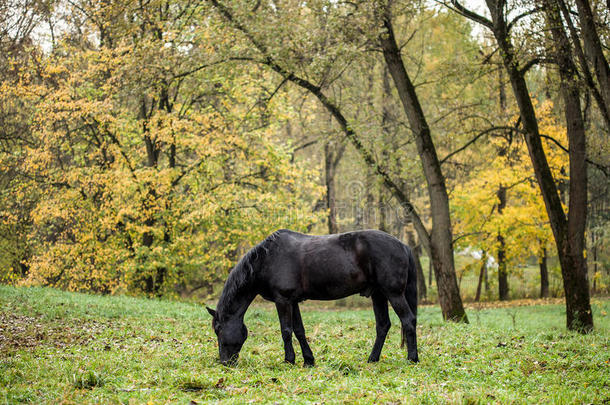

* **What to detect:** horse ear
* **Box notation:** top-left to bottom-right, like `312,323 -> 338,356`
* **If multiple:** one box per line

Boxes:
206,306 -> 217,318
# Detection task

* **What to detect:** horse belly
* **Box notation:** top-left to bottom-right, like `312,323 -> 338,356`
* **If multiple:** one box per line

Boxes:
301,256 -> 368,300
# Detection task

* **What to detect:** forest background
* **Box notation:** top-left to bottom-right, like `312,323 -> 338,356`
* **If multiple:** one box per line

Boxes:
1,0 -> 608,330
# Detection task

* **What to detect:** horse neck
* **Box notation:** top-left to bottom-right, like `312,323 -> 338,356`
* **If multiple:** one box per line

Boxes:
217,269 -> 258,322
219,288 -> 256,322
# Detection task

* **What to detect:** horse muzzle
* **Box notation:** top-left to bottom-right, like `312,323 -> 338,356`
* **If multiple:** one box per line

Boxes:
219,353 -> 239,366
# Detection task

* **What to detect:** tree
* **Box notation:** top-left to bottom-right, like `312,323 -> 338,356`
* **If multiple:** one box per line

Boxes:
0,0 -> 49,284
379,1 -> 466,320
208,0 -> 469,322
324,140 -> 346,234
571,0 -> 610,123
0,0 -> 323,295
451,100 -> 565,301
448,0 -> 593,331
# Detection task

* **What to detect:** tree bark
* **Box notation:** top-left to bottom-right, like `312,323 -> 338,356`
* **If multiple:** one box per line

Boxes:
379,191 -> 387,233
540,248 -> 549,298
482,261 -> 488,294
497,185 -> 509,300
451,0 -> 593,331
591,230 -> 597,293
139,96 -> 160,294
498,68 -> 506,111
543,0 -> 593,331
139,87 -> 173,295
573,0 -> 610,120
497,241 -> 508,300
324,140 -> 344,234
380,9 -> 466,322
497,58 -> 509,302
475,251 -> 487,302
556,0 -> 610,130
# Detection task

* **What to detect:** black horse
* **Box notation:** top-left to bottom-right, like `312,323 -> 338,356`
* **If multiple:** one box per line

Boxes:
206,229 -> 418,366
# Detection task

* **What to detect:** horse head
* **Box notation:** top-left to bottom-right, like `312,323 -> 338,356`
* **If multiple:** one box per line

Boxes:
207,306 -> 248,365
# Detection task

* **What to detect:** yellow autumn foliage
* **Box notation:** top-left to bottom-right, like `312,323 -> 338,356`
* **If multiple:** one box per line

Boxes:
0,0 -> 324,296
451,100 -> 569,269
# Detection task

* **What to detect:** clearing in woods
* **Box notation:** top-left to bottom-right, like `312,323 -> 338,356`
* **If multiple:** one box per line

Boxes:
0,286 -> 608,404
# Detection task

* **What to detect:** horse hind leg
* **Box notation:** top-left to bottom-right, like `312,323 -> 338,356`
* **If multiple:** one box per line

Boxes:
387,294 -> 419,363
368,291 -> 390,363
405,245 -> 418,331
292,303 -> 315,367
405,266 -> 418,334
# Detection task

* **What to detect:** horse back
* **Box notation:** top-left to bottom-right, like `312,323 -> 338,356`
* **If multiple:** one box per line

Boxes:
258,229 -> 412,301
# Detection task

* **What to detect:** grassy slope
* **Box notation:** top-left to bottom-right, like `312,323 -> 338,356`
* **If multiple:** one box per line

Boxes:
1,286 -> 608,404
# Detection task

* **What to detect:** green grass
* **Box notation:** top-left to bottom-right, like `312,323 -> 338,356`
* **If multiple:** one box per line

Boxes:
1,286 -> 609,404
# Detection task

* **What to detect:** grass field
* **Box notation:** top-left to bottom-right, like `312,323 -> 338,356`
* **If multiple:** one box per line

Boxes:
1,286 -> 609,404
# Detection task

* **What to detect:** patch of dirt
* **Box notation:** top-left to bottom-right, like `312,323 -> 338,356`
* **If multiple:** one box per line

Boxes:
0,312 -> 108,354
462,298 -> 566,309
248,296 -> 599,311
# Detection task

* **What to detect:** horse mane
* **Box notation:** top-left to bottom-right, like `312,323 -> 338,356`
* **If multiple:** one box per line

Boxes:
216,229 -> 287,319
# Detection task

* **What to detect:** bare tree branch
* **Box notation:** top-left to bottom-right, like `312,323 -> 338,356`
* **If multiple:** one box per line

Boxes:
207,0 -> 432,247
440,0 -> 493,30
507,6 -> 544,33
540,134 -> 608,176
440,126 -> 516,164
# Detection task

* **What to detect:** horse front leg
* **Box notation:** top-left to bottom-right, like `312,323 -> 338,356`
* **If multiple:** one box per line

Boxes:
292,303 -> 315,367
368,292 -> 390,363
275,301 -> 296,364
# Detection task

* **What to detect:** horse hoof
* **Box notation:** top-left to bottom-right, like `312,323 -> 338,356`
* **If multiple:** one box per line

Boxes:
408,356 -> 419,363
367,357 -> 379,363
284,358 -> 296,365
304,360 -> 315,367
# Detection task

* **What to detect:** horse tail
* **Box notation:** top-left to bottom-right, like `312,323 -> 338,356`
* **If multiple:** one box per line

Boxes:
401,244 -> 418,348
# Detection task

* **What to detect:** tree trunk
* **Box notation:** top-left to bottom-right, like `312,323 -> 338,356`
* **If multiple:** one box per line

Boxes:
457,0 -> 596,331
324,141 -> 340,234
573,0 -> 610,119
556,0 -> 610,130
364,170 -> 376,229
540,248 -> 549,298
140,88 -> 174,296
543,0 -> 593,332
380,10 -> 466,322
591,231 -> 597,293
497,185 -> 509,301
379,191 -> 387,233
497,55 -> 509,302
484,263 -> 489,293
497,242 -> 508,300
139,96 -> 160,294
475,251 -> 487,302
498,68 -> 506,111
